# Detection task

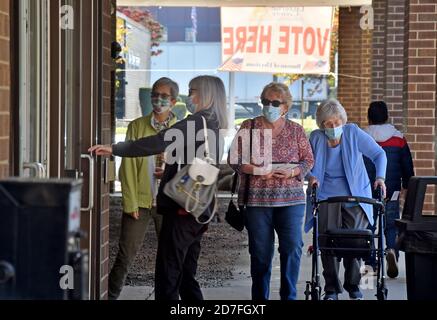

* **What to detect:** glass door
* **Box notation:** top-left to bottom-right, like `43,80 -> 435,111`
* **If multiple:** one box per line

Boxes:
17,0 -> 103,300
18,0 -> 49,178
60,0 -> 101,300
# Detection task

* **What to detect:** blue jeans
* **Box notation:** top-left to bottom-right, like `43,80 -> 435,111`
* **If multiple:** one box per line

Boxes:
245,205 -> 305,300
367,200 -> 400,267
385,201 -> 400,257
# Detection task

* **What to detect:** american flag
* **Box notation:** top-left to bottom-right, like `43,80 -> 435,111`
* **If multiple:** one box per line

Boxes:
303,59 -> 328,72
191,7 -> 197,38
220,53 -> 244,72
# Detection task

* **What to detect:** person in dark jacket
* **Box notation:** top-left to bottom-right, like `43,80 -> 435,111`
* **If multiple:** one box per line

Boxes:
89,75 -> 227,300
364,101 -> 415,278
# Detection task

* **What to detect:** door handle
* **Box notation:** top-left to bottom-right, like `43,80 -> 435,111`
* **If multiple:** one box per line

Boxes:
23,162 -> 46,178
80,154 -> 95,212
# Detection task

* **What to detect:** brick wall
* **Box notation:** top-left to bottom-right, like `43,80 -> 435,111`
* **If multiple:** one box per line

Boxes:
0,0 -> 9,179
372,0 -> 386,102
384,0 -> 406,130
372,0 -> 406,130
403,0 -> 437,215
338,7 -> 372,127
100,0 -> 116,299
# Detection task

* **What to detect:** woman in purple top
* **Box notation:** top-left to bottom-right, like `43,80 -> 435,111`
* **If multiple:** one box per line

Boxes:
228,82 -> 314,300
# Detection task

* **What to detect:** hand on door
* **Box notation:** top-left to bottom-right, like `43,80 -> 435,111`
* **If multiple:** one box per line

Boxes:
88,144 -> 113,156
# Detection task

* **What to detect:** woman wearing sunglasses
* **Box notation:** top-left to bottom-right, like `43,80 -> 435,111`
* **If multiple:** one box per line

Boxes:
228,82 -> 314,300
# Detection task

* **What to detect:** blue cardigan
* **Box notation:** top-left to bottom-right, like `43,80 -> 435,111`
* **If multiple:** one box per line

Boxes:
305,124 -> 387,233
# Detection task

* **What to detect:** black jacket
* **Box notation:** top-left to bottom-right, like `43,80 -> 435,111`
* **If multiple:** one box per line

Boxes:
113,109 -> 222,216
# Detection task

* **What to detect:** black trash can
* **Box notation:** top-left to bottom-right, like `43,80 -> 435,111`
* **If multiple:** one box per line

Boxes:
400,231 -> 437,300
0,178 -> 87,300
396,177 -> 437,300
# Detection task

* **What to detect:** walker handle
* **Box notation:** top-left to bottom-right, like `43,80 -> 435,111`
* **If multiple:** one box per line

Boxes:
375,185 -> 384,203
318,196 -> 385,209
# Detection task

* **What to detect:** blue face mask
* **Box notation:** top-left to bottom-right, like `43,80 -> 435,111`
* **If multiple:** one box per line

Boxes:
263,105 -> 282,123
325,125 -> 343,140
186,97 -> 197,114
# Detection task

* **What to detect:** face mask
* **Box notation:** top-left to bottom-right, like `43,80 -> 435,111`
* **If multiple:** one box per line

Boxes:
152,98 -> 171,114
263,105 -> 282,123
325,125 -> 343,140
186,96 -> 197,114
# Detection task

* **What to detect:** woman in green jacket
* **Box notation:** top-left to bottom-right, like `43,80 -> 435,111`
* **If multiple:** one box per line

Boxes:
108,77 -> 179,300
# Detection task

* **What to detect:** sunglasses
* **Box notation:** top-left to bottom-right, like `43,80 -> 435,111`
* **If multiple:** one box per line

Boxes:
151,92 -> 171,100
260,98 -> 284,108
188,88 -> 197,96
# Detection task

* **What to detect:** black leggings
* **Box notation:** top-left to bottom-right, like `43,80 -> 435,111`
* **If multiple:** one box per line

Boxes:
155,213 -> 208,301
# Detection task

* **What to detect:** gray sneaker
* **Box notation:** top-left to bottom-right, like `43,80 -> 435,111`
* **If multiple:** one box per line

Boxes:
386,249 -> 399,278
344,285 -> 364,300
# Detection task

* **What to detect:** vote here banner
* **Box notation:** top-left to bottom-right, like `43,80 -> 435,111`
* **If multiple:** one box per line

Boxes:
220,7 -> 334,74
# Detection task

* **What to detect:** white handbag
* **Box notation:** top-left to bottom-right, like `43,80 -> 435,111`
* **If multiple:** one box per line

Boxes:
163,116 -> 219,224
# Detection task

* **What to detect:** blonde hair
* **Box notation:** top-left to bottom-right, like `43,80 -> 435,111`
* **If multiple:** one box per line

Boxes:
189,76 -> 228,129
260,82 -> 293,108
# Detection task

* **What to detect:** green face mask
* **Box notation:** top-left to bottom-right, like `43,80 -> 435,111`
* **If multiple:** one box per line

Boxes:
152,97 -> 171,114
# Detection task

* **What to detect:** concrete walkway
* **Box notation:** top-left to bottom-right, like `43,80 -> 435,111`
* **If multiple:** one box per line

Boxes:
119,230 -> 407,300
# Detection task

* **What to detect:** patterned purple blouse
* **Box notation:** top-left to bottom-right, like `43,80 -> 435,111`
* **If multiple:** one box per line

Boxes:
228,117 -> 314,207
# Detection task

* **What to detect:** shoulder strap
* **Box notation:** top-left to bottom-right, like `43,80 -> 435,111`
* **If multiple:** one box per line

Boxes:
230,119 -> 255,199
201,116 -> 210,159
230,173 -> 238,195
242,119 -> 255,206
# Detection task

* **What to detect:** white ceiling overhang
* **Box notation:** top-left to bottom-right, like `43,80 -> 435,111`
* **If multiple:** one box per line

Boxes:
117,0 -> 372,7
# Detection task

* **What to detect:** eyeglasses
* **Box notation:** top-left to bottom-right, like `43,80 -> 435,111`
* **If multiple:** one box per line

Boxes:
188,88 -> 197,96
151,92 -> 171,100
259,98 -> 284,108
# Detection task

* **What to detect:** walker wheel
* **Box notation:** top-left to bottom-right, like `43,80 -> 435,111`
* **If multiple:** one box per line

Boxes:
305,282 -> 311,300
377,287 -> 388,300
311,286 -> 321,301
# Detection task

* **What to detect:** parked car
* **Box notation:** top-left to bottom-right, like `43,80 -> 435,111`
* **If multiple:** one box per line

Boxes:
286,101 -> 319,120
233,103 -> 262,129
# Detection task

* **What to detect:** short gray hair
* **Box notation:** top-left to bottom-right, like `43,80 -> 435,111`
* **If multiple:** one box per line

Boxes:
189,75 -> 228,129
152,77 -> 179,100
316,99 -> 348,129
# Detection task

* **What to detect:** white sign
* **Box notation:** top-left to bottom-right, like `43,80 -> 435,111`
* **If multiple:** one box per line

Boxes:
60,5 -> 74,30
220,7 -> 333,74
